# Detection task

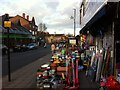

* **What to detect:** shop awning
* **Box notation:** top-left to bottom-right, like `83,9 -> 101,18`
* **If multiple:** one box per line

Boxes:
0,34 -> 32,39
80,4 -> 107,34
80,2 -> 118,35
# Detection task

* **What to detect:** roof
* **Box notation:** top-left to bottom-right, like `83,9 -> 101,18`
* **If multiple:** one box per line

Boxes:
16,15 -> 29,22
11,22 -> 31,35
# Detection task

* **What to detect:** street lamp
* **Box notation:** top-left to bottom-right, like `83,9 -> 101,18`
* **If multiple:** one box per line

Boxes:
70,9 -> 76,37
4,14 -> 11,82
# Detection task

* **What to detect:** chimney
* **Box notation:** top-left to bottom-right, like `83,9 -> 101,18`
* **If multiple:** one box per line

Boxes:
26,15 -> 29,20
5,13 -> 9,21
22,13 -> 25,18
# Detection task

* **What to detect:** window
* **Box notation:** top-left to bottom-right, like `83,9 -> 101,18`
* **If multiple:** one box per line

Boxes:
32,31 -> 34,35
35,31 -> 37,35
30,30 -> 32,32
33,26 -> 35,29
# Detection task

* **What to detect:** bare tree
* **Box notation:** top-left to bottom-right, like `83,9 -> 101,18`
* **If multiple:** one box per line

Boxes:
38,23 -> 47,32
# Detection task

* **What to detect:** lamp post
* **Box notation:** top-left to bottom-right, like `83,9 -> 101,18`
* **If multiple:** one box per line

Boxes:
4,15 -> 11,82
70,9 -> 76,37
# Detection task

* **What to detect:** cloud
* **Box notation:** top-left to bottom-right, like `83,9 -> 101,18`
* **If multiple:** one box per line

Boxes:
45,1 -> 59,10
0,0 -> 81,35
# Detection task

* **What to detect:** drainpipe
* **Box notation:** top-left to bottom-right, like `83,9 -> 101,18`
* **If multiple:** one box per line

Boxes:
112,20 -> 115,76
113,2 -> 119,76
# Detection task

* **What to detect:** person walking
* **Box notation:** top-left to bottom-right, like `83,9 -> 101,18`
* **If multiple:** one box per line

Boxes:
51,43 -> 56,55
44,42 -> 47,48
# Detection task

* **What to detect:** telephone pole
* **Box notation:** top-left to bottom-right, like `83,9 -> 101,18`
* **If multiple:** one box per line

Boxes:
70,9 -> 76,37
73,9 -> 76,37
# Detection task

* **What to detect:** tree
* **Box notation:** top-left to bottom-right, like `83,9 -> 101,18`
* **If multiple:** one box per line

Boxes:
38,23 -> 47,32
38,23 -> 48,44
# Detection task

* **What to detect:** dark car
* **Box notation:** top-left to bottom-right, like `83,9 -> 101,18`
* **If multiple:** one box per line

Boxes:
13,44 -> 21,52
13,44 -> 28,52
21,44 -> 28,51
1,44 -> 8,55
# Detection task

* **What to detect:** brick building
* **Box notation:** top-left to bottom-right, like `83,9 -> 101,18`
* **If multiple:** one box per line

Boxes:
9,13 -> 38,42
1,13 -> 38,48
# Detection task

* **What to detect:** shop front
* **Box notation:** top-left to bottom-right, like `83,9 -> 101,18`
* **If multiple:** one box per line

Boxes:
79,2 -> 120,89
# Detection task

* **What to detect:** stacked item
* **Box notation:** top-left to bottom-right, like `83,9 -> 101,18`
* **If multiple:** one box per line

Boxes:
36,46 -> 80,90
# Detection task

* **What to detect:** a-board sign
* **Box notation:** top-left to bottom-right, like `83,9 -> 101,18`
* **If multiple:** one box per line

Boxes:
68,37 -> 76,45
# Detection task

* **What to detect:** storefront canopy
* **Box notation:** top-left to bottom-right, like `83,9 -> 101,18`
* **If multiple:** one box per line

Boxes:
0,34 -> 32,39
80,4 -> 106,34
80,2 -> 118,36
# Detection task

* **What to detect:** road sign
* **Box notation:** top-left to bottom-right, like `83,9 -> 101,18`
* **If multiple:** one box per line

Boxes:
4,21 -> 11,27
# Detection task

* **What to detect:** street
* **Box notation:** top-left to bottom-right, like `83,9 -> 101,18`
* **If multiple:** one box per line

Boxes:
2,53 -> 52,88
1,1 -> 120,89
2,44 -> 100,89
2,45 -> 51,76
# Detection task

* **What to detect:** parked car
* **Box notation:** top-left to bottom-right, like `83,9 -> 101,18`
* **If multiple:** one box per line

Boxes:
13,44 -> 21,52
1,44 -> 8,55
27,43 -> 38,50
13,44 -> 28,52
21,44 -> 28,51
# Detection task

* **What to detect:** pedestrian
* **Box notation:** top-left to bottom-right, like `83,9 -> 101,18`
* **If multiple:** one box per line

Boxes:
44,42 -> 47,48
51,43 -> 56,55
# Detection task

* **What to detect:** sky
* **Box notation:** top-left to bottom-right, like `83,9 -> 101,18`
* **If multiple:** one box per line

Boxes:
0,0 -> 82,35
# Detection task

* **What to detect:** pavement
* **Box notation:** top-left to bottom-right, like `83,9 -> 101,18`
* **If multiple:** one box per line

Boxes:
78,70 -> 100,90
2,53 -> 52,89
2,53 -> 100,90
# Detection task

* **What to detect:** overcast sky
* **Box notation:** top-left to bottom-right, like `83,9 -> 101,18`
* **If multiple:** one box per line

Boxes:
0,0 -> 82,35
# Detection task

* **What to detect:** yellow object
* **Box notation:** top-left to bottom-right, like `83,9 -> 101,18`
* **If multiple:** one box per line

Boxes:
53,59 -> 60,63
83,63 -> 88,66
62,73 -> 65,79
4,21 -> 11,27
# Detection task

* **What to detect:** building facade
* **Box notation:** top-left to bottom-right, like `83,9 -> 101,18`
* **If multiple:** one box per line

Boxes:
1,13 -> 38,48
79,0 -> 120,85
9,13 -> 38,42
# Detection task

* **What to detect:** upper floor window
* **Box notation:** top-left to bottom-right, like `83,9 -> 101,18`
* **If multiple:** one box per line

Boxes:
32,31 -> 34,35
33,26 -> 35,29
35,31 -> 37,35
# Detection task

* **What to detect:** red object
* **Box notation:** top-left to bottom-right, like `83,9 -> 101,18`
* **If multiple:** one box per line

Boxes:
69,86 -> 79,90
57,66 -> 66,71
83,35 -> 86,39
67,64 -> 70,85
42,76 -> 48,79
100,81 -> 106,87
75,58 -> 79,85
36,72 -> 43,75
50,63 -> 57,67
72,60 -> 75,87
105,76 -> 120,89
57,71 -> 66,75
